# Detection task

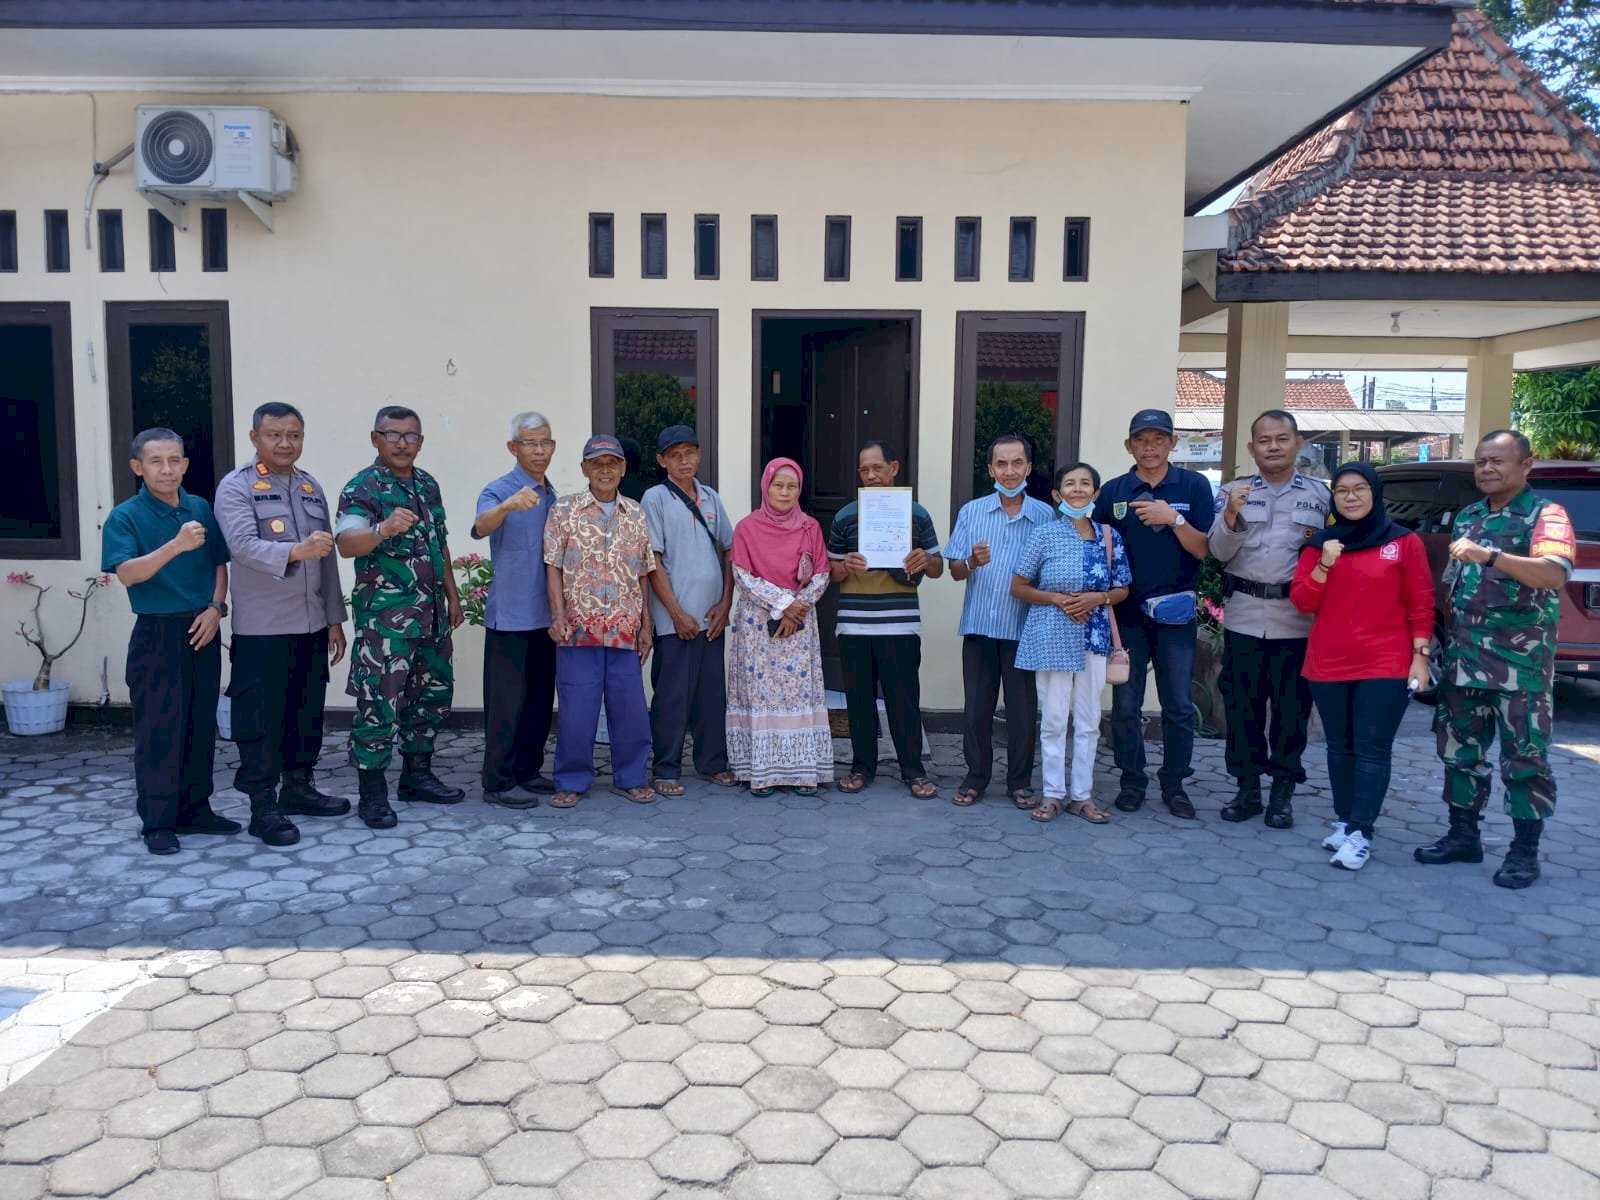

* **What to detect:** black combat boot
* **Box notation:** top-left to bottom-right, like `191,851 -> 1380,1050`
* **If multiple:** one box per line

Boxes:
1264,778 -> 1295,830
1413,805 -> 1484,865
398,752 -> 465,804
246,791 -> 301,847
279,767 -> 352,817
358,769 -> 398,829
1220,777 -> 1263,823
1493,818 -> 1542,890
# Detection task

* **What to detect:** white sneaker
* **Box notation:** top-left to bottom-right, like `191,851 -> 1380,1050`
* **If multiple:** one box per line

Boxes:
1331,829 -> 1370,870
1321,821 -> 1349,851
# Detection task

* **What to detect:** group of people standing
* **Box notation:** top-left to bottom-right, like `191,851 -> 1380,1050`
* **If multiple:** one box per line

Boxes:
99,401 -> 1572,891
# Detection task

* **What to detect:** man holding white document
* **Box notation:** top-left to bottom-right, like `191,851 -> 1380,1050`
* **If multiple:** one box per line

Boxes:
827,440 -> 943,798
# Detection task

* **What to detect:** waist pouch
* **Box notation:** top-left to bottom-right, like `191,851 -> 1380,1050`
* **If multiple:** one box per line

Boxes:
1140,591 -> 1197,625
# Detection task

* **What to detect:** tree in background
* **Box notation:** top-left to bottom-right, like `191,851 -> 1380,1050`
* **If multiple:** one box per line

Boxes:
1512,366 -> 1600,458
1480,0 -> 1600,125
614,371 -> 695,493
973,380 -> 1057,500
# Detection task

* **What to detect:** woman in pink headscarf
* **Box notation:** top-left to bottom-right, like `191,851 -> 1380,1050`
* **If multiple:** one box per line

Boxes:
726,459 -> 835,795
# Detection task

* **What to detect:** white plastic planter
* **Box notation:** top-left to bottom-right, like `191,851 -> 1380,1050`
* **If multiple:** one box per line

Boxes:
2,680 -> 71,736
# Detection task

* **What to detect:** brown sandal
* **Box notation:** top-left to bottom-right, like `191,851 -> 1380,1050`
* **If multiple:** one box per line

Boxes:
1066,799 -> 1112,824
952,787 -> 981,807
549,791 -> 582,809
836,772 -> 869,794
1010,788 -> 1040,810
652,779 -> 686,796
611,786 -> 657,805
707,771 -> 741,789
1031,799 -> 1063,823
908,777 -> 939,799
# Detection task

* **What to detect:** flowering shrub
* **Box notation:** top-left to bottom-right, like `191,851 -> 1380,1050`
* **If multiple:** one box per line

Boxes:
8,572 -> 111,690
451,554 -> 493,627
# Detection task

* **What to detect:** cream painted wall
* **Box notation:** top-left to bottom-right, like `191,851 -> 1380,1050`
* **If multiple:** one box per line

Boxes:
0,90 -> 1186,710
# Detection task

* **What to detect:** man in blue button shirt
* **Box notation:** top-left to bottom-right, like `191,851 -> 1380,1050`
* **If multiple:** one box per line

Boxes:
1094,409 -> 1215,819
101,428 -> 236,856
944,434 -> 1053,808
472,411 -> 561,808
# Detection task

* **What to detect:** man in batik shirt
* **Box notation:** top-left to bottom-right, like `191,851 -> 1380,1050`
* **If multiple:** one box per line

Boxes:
544,435 -> 657,808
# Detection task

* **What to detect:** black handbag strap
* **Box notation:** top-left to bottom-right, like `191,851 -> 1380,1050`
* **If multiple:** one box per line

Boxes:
665,479 -> 723,557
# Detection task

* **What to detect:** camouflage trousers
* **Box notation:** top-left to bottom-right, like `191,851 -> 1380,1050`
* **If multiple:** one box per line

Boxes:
1433,681 -> 1556,821
347,630 -> 454,771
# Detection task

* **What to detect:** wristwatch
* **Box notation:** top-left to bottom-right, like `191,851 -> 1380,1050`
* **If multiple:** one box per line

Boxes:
1414,645 -> 1432,658
1172,513 -> 1188,529
1486,548 -> 1501,569
207,600 -> 228,617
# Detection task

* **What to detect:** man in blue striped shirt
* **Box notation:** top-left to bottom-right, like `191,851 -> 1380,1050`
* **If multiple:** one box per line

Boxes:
945,435 -> 1054,807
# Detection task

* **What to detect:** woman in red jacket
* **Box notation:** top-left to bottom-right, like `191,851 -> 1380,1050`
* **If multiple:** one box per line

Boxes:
1291,463 -> 1433,871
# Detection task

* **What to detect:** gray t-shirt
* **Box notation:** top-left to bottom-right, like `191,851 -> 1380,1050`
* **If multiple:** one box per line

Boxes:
642,480 -> 734,635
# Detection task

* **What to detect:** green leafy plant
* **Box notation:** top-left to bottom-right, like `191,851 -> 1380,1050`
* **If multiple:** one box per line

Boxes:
615,371 -> 696,493
1480,1 -> 1600,126
973,380 -> 1058,498
1512,366 -> 1600,458
451,554 -> 493,628
8,572 -> 110,689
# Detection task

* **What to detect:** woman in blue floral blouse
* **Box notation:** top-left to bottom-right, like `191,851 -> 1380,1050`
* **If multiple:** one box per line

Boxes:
1011,463 -> 1133,823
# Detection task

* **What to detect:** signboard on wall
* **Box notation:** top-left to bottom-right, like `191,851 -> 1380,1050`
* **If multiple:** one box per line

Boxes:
1176,434 -> 1222,463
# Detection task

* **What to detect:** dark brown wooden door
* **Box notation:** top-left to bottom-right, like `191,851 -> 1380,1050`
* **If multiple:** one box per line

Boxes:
805,322 -> 912,687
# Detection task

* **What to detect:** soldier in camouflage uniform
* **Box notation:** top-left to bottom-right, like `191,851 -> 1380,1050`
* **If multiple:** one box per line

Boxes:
1416,430 -> 1576,889
335,406 -> 466,827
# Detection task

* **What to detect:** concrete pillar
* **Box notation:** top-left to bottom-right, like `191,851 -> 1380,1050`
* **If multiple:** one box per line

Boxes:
1337,429 -> 1351,466
1221,302 -> 1291,481
1465,345 -> 1514,450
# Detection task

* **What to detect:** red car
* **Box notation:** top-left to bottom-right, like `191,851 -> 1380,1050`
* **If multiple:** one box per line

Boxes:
1377,460 -> 1600,696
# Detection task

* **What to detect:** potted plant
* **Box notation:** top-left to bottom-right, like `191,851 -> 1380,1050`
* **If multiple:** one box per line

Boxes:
4,571 -> 110,735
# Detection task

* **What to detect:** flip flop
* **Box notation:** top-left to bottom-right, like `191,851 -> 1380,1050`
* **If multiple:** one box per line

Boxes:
652,779 -> 686,796
836,773 -> 869,794
1066,799 -> 1112,824
1010,788 -> 1040,810
952,787 -> 981,807
707,771 -> 742,789
1032,799 -> 1063,823
610,786 -> 657,805
549,791 -> 582,809
908,777 -> 939,800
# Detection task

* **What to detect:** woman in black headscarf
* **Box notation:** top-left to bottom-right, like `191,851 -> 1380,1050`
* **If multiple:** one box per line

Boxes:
1290,463 -> 1434,871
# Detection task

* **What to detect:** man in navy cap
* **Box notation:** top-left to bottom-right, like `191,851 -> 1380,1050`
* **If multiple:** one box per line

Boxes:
1094,409 -> 1216,819
543,434 -> 658,808
642,425 -> 739,795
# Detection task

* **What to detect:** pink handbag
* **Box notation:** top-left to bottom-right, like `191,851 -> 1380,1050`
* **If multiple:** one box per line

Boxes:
1102,525 -> 1131,685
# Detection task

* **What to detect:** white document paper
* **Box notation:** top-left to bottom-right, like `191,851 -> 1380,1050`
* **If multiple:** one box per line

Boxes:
858,487 -> 914,569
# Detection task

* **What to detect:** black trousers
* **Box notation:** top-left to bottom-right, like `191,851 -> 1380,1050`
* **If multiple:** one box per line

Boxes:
481,627 -> 557,790
1220,629 -> 1312,784
650,631 -> 729,780
960,635 -> 1037,795
229,630 -> 331,797
840,634 -> 925,782
1310,678 -> 1411,836
126,613 -> 221,835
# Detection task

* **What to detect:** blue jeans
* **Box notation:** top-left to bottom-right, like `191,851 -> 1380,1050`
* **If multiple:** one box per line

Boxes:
1309,678 -> 1411,837
553,646 -> 651,794
1110,612 -> 1197,795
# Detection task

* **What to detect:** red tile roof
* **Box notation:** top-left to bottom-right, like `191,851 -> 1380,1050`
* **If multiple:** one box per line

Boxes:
1220,10 -> 1600,276
1176,370 -> 1356,409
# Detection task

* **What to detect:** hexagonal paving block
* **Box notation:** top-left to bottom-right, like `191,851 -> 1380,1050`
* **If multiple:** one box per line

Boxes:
248,1031 -> 337,1073
1063,1117 -> 1164,1170
651,1133 -> 747,1187
697,976 -> 774,1009
321,1125 -> 423,1179
388,1035 -> 478,1079
533,1041 -> 618,1084
751,1026 -> 834,1067
597,1060 -> 688,1107
450,1061 -> 537,1105
664,1041 -> 757,1088
900,1113 -> 1000,1166
577,1108 -> 676,1159
314,965 -> 394,999
386,1153 -> 491,1200
975,1092 -> 1071,1140
757,989 -> 836,1027
216,1146 -> 323,1200
206,1070 -> 302,1118
968,1050 -> 1055,1095
822,976 -> 898,1010
823,1009 -> 906,1050
820,1048 -> 907,1091
1155,1143 -> 1261,1200
886,992 -> 968,1031
356,1076 -> 452,1126
819,1137 -> 921,1194
1289,1101 -> 1389,1149
260,1098 -> 359,1148
106,1089 -> 207,1140
571,971 -> 647,1005
664,1085 -> 760,1135
894,1070 -> 984,1115
986,1139 -> 1092,1198
745,1065 -> 837,1112
336,1015 -> 419,1056
418,1105 -> 515,1158
551,1005 -> 634,1043
47,1137 -> 156,1197
512,1083 -> 604,1132
557,1159 -> 665,1200
818,1089 -> 915,1139
737,1111 -> 839,1164
610,1023 -> 695,1062
301,1054 -> 393,1099
160,1117 -> 265,1171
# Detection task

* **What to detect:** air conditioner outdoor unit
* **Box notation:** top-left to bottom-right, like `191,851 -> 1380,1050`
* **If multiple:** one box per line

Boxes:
135,105 -> 296,230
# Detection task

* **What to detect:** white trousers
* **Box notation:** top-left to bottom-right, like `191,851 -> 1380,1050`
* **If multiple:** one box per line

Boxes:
1037,654 -> 1108,802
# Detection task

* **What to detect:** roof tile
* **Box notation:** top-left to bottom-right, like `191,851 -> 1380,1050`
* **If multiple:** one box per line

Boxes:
1176,370 -> 1356,409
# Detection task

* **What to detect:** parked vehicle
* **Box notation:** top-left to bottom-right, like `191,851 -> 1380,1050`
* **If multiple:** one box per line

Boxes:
1376,460 -> 1600,699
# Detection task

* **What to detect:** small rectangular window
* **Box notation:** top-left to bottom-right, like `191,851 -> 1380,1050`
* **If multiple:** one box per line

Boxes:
98,210 -> 125,272
954,217 -> 981,281
895,217 -> 922,282
148,210 -> 176,273
201,208 -> 228,272
1064,217 -> 1091,281
589,213 -> 614,278
751,215 -> 779,281
824,215 -> 851,282
44,210 -> 70,272
1008,217 -> 1035,282
694,214 -> 719,280
0,212 -> 16,272
641,213 -> 667,278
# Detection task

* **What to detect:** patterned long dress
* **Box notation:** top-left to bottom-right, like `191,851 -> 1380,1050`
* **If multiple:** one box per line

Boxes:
726,567 -> 834,789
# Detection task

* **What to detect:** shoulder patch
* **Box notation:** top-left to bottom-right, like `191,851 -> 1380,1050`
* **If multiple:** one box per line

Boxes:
1213,490 -> 1227,514
1112,502 -> 1128,521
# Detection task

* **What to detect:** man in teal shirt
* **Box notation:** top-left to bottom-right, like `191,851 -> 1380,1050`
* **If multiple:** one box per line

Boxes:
101,428 -> 234,855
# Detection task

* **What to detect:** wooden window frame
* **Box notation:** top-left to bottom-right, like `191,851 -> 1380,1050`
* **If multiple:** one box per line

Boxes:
105,300 -> 235,506
640,213 -> 668,279
0,302 -> 79,559
949,311 -> 1085,523
589,212 -> 615,278
694,213 -> 720,281
98,210 -> 125,273
1008,217 -> 1036,282
895,216 -> 923,282
1064,216 -> 1091,281
44,210 -> 70,273
954,216 -> 982,282
148,210 -> 176,273
823,215 -> 851,282
201,208 -> 228,272
1,211 -> 18,273
750,214 -> 779,281
590,308 -> 719,486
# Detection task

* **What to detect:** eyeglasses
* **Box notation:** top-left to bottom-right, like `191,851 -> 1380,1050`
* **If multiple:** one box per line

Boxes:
376,431 -> 423,446
1333,485 -> 1372,498
513,439 -> 555,451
